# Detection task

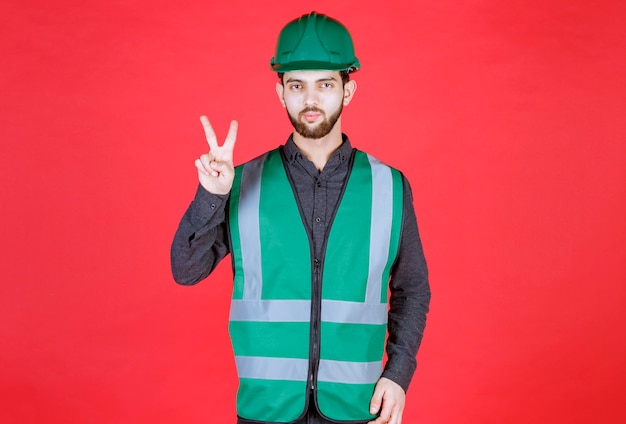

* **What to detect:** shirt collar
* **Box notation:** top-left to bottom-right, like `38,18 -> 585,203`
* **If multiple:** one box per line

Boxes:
283,133 -> 353,165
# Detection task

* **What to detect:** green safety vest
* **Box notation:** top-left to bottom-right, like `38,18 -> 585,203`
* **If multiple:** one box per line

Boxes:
228,148 -> 403,422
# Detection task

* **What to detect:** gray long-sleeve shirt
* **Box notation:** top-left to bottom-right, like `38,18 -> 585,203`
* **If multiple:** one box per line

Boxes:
171,135 -> 430,422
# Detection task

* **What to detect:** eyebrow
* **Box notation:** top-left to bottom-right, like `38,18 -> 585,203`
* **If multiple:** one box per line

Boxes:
285,76 -> 339,84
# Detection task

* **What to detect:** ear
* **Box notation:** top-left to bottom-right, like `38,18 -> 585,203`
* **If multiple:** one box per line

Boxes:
276,81 -> 286,108
342,79 -> 357,106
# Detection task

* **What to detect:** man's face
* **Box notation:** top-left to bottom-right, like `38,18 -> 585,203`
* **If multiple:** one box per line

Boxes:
276,71 -> 356,140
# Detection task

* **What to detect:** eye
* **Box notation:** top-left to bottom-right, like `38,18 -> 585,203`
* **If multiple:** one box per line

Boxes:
289,83 -> 302,90
320,82 -> 333,89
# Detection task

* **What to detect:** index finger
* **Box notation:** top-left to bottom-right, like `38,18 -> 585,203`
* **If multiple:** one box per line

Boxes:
199,115 -> 218,151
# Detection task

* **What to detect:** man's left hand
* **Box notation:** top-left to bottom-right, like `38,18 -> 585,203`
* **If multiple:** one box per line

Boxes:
368,377 -> 405,424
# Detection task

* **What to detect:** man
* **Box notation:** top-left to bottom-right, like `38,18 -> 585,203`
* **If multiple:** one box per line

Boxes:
171,12 -> 430,424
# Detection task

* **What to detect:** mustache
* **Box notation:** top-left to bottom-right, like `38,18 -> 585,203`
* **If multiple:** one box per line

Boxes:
299,107 -> 325,116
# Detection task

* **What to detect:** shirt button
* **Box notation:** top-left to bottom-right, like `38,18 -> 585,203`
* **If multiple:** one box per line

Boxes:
315,217 -> 321,223
210,203 -> 216,210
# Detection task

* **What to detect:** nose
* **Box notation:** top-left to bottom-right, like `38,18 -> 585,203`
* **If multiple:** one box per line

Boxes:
303,87 -> 319,107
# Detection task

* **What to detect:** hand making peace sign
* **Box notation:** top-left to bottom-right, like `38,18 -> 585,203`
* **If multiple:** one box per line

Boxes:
195,115 -> 238,195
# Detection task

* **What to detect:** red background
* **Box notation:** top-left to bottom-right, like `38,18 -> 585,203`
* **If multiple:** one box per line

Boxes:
2,1 -> 625,422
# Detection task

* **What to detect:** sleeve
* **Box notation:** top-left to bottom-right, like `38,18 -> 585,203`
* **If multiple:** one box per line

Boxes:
170,184 -> 231,285
381,175 -> 431,392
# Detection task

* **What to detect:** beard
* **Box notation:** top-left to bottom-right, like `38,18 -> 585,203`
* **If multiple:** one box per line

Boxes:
287,104 -> 343,139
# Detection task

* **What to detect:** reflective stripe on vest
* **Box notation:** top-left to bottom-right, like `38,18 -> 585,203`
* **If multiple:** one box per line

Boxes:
233,355 -> 383,384
228,148 -> 403,422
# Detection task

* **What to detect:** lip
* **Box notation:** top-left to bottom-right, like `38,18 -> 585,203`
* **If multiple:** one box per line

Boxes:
302,112 -> 321,122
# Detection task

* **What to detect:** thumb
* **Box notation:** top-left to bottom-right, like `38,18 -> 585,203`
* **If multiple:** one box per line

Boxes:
370,384 -> 384,414
211,160 -> 234,176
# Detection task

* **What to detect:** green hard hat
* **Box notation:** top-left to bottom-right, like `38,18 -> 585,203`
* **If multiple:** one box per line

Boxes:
270,12 -> 360,73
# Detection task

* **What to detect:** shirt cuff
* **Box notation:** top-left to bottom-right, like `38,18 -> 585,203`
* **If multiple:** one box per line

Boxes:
381,366 -> 412,393
189,184 -> 230,228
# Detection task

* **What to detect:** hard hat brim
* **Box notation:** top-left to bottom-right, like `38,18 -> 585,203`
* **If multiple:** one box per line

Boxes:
270,60 -> 360,73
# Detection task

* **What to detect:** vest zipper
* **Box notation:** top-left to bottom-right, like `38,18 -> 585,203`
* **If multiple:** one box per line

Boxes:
310,258 -> 322,390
